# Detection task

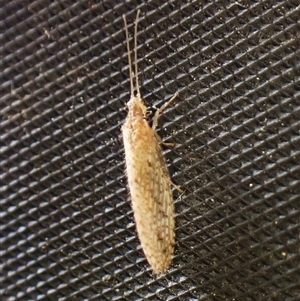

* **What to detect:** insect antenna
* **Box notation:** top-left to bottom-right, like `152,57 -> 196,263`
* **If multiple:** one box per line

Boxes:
122,10 -> 141,99
134,10 -> 141,98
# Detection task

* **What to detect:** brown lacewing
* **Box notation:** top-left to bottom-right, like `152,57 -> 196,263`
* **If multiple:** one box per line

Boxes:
121,10 -> 181,274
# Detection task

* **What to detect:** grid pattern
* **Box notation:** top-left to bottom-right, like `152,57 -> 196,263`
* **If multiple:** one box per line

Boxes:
1,1 -> 300,300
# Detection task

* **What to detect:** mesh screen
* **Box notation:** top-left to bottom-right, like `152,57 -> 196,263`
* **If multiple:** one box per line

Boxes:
1,1 -> 300,300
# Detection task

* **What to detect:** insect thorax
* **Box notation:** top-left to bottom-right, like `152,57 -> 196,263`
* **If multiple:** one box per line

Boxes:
127,96 -> 147,117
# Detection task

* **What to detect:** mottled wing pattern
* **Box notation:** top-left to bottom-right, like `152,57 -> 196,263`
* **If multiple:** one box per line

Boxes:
123,118 -> 174,274
143,131 -> 175,272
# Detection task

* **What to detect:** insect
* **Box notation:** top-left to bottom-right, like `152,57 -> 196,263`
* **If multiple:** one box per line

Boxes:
122,10 -> 181,274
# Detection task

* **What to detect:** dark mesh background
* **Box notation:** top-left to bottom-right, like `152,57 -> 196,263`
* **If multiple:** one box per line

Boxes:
1,0 -> 300,300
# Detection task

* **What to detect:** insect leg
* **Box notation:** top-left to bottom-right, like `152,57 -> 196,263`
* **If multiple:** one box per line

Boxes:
170,181 -> 183,194
152,92 -> 179,130
154,131 -> 175,147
